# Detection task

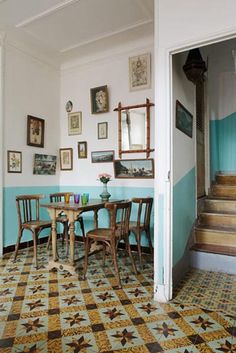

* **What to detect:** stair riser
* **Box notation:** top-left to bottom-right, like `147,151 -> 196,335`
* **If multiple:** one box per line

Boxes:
204,200 -> 236,213
195,229 -> 236,247
199,214 -> 236,227
211,186 -> 236,198
216,174 -> 236,185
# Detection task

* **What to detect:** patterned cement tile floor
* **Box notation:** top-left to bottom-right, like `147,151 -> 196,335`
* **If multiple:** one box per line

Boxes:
0,242 -> 235,352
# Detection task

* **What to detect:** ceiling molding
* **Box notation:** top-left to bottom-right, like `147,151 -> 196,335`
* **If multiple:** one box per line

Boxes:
15,0 -> 80,28
61,18 -> 153,53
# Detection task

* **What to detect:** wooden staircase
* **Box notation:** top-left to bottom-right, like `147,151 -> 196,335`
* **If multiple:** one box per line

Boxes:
193,173 -> 236,258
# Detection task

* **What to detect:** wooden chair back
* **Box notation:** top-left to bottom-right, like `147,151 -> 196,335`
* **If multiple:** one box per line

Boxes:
49,192 -> 74,202
131,197 -> 153,229
16,194 -> 45,226
105,201 -> 131,239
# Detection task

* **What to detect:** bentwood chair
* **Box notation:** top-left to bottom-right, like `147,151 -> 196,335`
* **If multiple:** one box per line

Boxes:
83,201 -> 137,288
47,192 -> 85,255
14,194 -> 52,268
129,197 -> 153,268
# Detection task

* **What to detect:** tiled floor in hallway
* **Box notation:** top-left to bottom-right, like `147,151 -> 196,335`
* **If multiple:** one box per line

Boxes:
0,243 -> 235,352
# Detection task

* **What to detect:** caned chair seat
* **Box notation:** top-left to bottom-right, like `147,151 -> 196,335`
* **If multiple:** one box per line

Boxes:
130,197 -> 153,268
83,201 -> 137,288
47,192 -> 85,256
14,194 -> 52,268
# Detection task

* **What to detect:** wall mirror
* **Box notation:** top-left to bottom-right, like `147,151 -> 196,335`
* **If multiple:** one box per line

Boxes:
114,98 -> 154,158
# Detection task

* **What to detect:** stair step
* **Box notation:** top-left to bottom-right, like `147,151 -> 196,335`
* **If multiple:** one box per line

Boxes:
210,184 -> 236,198
191,243 -> 236,256
216,173 -> 236,185
199,212 -> 236,227
195,225 -> 236,247
204,198 -> 236,213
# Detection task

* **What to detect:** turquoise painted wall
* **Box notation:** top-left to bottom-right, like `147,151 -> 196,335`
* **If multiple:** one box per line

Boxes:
4,185 -> 154,248
210,112 -> 236,180
173,167 -> 196,265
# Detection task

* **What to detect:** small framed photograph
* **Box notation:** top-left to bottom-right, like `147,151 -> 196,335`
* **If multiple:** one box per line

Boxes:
27,115 -> 45,147
129,53 -> 151,91
78,141 -> 87,159
98,122 -> 108,139
7,150 -> 22,173
59,148 -> 73,170
33,154 -> 57,175
91,150 -> 114,163
90,85 -> 109,114
176,100 -> 193,138
68,112 -> 82,135
114,158 -> 154,179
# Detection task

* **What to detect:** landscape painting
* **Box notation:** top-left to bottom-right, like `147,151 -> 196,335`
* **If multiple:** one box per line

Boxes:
114,158 -> 154,179
33,154 -> 57,175
91,150 -> 114,163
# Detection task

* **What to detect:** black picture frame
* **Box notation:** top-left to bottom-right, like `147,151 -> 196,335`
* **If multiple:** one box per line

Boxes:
176,100 -> 193,138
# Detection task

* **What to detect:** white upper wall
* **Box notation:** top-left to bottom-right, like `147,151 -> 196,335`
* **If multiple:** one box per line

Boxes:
4,42 -> 60,187
60,36 -> 154,187
172,52 -> 195,185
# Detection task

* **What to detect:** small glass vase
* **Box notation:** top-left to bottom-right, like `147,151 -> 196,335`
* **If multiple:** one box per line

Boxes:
100,182 -> 111,201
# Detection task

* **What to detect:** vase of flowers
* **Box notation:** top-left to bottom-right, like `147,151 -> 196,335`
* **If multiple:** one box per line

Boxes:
98,173 -> 111,201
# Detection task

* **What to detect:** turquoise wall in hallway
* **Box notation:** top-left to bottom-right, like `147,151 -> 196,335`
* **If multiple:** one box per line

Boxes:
173,168 -> 196,265
3,185 -> 154,248
210,112 -> 236,180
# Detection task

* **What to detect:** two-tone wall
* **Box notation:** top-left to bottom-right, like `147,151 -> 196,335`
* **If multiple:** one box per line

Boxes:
2,35 -> 155,249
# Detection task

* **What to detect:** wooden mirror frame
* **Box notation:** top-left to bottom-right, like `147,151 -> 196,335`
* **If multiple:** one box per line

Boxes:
114,98 -> 154,158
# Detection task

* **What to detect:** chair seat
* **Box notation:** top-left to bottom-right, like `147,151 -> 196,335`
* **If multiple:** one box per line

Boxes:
22,220 -> 52,230
87,228 -> 112,240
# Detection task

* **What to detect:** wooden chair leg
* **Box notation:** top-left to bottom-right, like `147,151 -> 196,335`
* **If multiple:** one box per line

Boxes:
14,229 -> 23,261
83,236 -> 91,279
134,230 -> 142,269
47,232 -> 51,250
146,228 -> 153,256
125,237 -> 138,275
64,222 -> 69,257
78,217 -> 85,240
111,241 -> 121,288
32,231 -> 38,268
102,243 -> 106,267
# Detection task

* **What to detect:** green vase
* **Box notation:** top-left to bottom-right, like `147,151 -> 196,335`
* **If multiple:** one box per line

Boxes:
100,182 -> 111,201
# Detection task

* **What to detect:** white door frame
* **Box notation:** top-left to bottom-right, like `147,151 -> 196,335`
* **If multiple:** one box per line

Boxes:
154,27 -> 236,302
0,33 -> 5,256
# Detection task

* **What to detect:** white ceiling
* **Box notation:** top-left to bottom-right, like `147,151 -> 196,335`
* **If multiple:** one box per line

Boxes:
0,0 -> 154,63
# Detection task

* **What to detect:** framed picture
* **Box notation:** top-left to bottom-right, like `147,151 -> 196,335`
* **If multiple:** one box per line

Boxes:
7,150 -> 22,173
114,158 -> 154,179
176,100 -> 193,138
33,154 -> 57,175
68,112 -> 82,135
78,141 -> 87,159
59,148 -> 73,170
91,150 -> 114,163
90,85 -> 109,114
129,53 -> 151,91
27,115 -> 45,147
98,122 -> 108,139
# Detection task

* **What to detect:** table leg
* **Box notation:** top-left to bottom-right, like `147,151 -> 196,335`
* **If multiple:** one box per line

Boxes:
50,213 -> 58,261
69,220 -> 75,266
94,209 -> 98,228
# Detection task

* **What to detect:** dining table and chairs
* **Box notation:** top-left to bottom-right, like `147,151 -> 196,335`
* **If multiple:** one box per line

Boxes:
14,192 -> 153,286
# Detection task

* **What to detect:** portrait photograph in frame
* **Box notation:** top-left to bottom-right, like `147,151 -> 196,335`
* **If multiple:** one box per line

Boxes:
114,158 -> 154,179
176,100 -> 193,138
7,150 -> 22,173
27,115 -> 45,147
98,122 -> 108,139
59,148 -> 73,170
90,85 -> 109,114
129,53 -> 151,91
91,150 -> 114,163
78,141 -> 87,159
68,112 -> 82,135
33,154 -> 57,175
